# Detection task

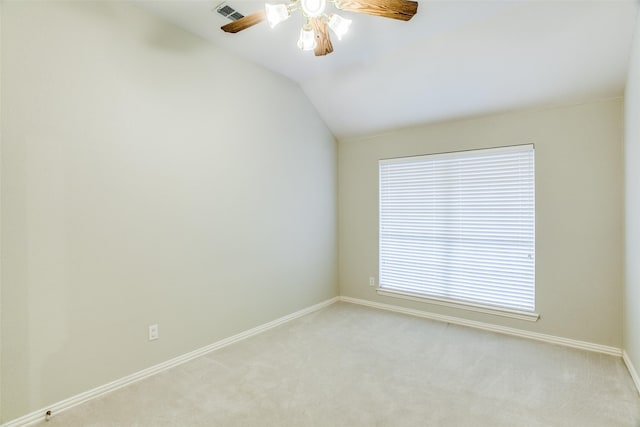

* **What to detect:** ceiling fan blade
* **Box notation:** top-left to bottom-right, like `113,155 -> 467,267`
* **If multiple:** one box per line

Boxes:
311,18 -> 334,56
221,10 -> 266,33
335,0 -> 418,21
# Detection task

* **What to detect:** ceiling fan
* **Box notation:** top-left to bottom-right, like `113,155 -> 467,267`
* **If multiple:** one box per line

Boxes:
220,0 -> 418,56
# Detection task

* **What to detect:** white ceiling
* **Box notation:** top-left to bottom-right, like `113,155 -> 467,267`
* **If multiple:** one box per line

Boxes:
137,0 -> 638,139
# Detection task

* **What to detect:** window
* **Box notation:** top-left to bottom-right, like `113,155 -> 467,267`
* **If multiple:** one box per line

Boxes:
378,144 -> 535,318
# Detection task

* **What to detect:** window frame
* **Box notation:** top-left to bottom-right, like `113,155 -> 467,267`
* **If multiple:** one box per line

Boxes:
377,144 -> 538,322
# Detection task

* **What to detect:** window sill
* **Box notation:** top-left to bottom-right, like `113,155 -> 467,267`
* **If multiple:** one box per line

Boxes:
376,288 -> 540,322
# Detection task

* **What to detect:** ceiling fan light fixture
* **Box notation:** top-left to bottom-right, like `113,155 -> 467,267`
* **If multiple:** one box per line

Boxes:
265,3 -> 290,28
221,0 -> 418,56
328,13 -> 351,40
297,24 -> 317,51
300,0 -> 326,17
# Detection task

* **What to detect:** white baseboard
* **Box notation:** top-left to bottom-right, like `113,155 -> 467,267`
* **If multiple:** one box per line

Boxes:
1,297 -> 339,427
623,351 -> 640,395
3,294 -> 627,426
339,296 -> 622,357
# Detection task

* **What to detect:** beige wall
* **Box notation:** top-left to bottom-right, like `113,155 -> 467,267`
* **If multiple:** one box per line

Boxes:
0,1 -> 337,422
339,99 -> 624,347
625,12 -> 640,373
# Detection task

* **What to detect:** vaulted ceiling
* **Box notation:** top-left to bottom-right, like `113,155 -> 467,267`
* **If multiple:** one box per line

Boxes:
137,0 -> 638,139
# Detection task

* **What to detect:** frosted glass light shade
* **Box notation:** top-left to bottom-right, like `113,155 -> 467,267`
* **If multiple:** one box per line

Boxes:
297,26 -> 317,51
300,0 -> 326,17
265,3 -> 290,28
328,14 -> 352,40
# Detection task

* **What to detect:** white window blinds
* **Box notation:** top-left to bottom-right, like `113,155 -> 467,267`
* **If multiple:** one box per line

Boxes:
379,144 -> 535,312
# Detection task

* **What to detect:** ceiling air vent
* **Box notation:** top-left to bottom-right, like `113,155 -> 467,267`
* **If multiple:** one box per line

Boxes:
215,2 -> 245,21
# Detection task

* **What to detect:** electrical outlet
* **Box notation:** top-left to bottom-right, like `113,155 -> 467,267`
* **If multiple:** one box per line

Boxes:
148,324 -> 159,341
369,277 -> 375,287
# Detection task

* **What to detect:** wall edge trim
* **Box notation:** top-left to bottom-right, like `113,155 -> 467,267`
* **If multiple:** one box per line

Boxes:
339,296 -> 622,356
1,296 -> 340,427
623,350 -> 640,395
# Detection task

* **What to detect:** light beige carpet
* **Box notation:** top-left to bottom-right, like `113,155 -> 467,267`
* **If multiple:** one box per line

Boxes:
41,302 -> 640,426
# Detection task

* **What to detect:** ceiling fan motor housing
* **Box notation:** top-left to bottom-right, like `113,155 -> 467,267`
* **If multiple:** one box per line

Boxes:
300,0 -> 327,17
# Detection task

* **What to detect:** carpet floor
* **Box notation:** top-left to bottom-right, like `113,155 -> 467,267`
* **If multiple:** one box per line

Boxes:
40,302 -> 640,426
